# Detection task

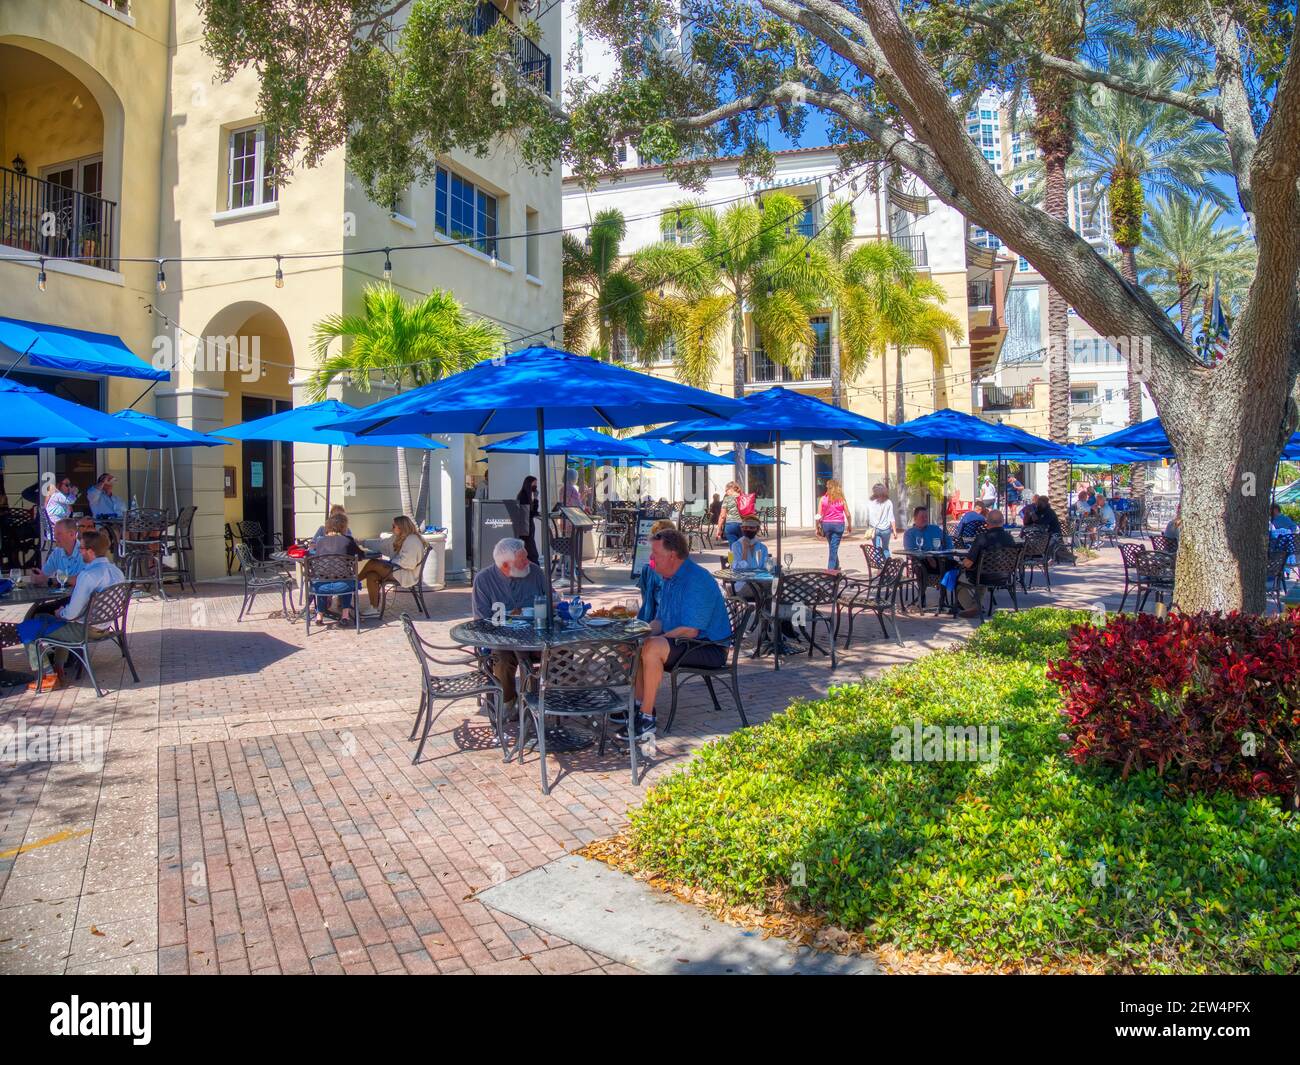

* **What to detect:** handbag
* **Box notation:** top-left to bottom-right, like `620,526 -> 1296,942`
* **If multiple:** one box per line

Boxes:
815,518 -> 824,538
736,492 -> 757,517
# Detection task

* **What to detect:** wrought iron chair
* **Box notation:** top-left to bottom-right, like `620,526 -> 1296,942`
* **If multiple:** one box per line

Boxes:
518,639 -> 641,795
378,540 -> 433,621
224,522 -> 237,575
835,555 -> 908,647
1149,533 -> 1175,555
234,542 -> 294,621
1117,540 -> 1145,612
760,505 -> 786,539
35,581 -> 139,698
770,570 -> 840,671
166,505 -> 198,592
120,511 -> 172,601
1134,547 -> 1176,613
1266,550 -> 1289,612
402,613 -> 502,764
662,598 -> 754,735
955,518 -> 986,548
0,507 -> 37,570
679,511 -> 711,554
303,553 -> 362,635
964,544 -> 1024,618
1018,526 -> 1053,591
236,520 -> 276,561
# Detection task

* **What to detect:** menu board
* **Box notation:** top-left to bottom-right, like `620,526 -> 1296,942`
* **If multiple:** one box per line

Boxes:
630,516 -> 657,578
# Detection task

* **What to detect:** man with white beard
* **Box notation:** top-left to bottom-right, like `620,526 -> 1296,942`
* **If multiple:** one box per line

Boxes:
472,537 -> 548,710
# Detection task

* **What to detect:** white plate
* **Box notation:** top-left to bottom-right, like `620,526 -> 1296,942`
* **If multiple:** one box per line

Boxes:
585,617 -> 613,626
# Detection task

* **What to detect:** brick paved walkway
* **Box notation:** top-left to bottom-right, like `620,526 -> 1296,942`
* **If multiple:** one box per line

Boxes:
0,533 -> 1125,974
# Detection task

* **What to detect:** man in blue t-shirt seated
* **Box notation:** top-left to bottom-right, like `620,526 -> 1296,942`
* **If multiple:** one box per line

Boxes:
955,501 -> 988,539
621,528 -> 732,740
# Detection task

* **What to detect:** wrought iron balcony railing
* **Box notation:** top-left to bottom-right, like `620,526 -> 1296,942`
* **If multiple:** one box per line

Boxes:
891,232 -> 928,268
975,383 -> 1034,412
0,166 -> 117,271
466,2 -> 552,95
749,349 -> 832,384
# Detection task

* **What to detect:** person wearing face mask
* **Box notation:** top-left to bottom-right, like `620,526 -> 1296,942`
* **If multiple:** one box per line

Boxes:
473,537 -> 548,710
731,516 -> 769,597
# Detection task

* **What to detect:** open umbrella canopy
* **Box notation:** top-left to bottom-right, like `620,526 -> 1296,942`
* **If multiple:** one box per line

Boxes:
650,386 -> 910,447
717,448 -> 787,466
37,408 -> 227,450
216,399 -> 445,450
482,426 -> 644,458
0,378 -> 173,445
1092,416 -> 1300,461
326,346 -> 744,437
625,438 -> 733,466
857,408 -> 1062,457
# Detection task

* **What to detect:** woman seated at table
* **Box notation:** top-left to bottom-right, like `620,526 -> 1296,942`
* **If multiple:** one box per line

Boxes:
358,515 -> 424,617
636,519 -> 676,621
730,516 -> 769,599
310,512 -> 363,625
313,504 -> 352,541
87,474 -> 127,521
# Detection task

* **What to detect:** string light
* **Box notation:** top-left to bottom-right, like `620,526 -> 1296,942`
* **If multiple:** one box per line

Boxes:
274,255 -> 284,288
156,259 -> 166,293
37,258 -> 46,291
382,248 -> 392,281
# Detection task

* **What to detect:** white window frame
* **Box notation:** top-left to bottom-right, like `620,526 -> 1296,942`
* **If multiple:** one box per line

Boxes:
227,125 -> 278,211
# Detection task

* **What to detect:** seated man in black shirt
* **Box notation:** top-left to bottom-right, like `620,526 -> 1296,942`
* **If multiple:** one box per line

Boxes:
957,510 -> 1018,617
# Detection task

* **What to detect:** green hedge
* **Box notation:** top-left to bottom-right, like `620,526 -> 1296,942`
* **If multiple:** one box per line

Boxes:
627,609 -> 1300,973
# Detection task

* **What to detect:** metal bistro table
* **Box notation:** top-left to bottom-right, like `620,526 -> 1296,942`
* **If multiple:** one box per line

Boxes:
449,615 -> 650,751
0,583 -> 72,687
269,547 -> 385,612
898,548 -> 969,615
714,567 -> 851,661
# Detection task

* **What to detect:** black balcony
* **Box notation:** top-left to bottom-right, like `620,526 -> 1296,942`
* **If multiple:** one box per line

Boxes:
968,279 -> 994,306
891,233 -> 928,268
975,384 -> 1034,412
749,347 -> 831,385
466,2 -> 552,95
0,166 -> 116,271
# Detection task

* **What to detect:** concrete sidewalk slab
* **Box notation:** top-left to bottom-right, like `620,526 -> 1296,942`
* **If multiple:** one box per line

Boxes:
478,854 -> 879,975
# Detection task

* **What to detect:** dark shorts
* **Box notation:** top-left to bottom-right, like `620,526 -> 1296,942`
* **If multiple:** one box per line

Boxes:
664,639 -> 727,671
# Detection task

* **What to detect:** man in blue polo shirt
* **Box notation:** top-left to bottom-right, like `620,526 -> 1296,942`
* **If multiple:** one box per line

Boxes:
623,528 -> 731,739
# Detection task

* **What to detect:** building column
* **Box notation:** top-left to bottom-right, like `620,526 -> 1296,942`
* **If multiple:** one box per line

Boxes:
156,386 -> 229,579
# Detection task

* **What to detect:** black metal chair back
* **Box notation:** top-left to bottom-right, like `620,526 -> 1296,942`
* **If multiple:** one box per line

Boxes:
539,639 -> 638,693
379,540 -> 434,620
237,520 -> 270,559
35,580 -> 138,697
304,552 -> 361,634
1149,533 -> 1174,554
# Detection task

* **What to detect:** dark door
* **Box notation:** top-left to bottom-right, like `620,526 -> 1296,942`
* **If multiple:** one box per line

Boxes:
241,396 -> 274,535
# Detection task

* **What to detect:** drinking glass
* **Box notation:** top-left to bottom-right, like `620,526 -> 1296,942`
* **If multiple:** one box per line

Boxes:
55,569 -> 68,591
783,552 -> 794,570
8,568 -> 19,585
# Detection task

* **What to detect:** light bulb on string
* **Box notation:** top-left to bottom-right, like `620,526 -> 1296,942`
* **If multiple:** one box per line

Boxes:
37,259 -> 46,291
156,260 -> 166,293
274,256 -> 284,288
382,249 -> 393,282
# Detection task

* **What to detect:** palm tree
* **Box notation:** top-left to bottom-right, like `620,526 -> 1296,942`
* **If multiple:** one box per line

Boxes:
845,240 -> 963,501
562,208 -> 648,360
309,283 -> 504,522
1138,197 -> 1256,341
633,191 -> 829,485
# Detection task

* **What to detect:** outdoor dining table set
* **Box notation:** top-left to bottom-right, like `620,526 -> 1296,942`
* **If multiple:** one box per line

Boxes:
0,582 -> 70,686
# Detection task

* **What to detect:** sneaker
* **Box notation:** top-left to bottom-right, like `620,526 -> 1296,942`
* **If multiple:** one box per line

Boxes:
360,606 -> 380,618
609,701 -> 640,725
27,672 -> 64,693
615,712 -> 656,740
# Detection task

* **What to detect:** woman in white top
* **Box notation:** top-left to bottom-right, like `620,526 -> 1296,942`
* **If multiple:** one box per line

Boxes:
358,515 -> 425,615
864,482 -> 896,558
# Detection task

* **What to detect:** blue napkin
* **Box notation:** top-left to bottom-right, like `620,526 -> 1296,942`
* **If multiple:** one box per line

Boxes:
940,569 -> 959,592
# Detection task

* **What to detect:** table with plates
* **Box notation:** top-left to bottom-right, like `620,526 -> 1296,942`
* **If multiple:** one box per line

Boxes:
714,567 -> 850,660
0,583 -> 72,687
449,615 -> 651,750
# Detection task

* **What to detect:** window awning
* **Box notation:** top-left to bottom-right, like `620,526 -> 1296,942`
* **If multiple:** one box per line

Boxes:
0,316 -> 168,382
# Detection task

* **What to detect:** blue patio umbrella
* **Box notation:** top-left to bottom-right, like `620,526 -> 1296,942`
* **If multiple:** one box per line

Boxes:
0,378 -> 171,444
482,426 -> 644,458
717,448 -> 787,466
850,408 -> 1062,523
37,408 -> 228,514
216,399 -> 446,513
324,346 -> 742,620
652,387 -> 914,569
1092,416 -> 1300,461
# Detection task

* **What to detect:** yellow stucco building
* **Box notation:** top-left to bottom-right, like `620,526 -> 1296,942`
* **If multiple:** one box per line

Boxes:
0,0 -> 562,577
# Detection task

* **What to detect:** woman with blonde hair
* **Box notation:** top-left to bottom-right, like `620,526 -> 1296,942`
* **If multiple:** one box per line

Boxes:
358,515 -> 424,615
817,479 -> 852,571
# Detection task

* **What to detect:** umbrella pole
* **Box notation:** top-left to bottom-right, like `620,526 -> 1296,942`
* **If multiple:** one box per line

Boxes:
537,410 -> 554,632
325,445 -> 333,517
170,449 -> 179,517
941,444 -> 949,538
775,431 -> 783,573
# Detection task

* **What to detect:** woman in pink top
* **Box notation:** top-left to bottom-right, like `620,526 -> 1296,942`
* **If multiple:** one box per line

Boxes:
817,479 -> 851,570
